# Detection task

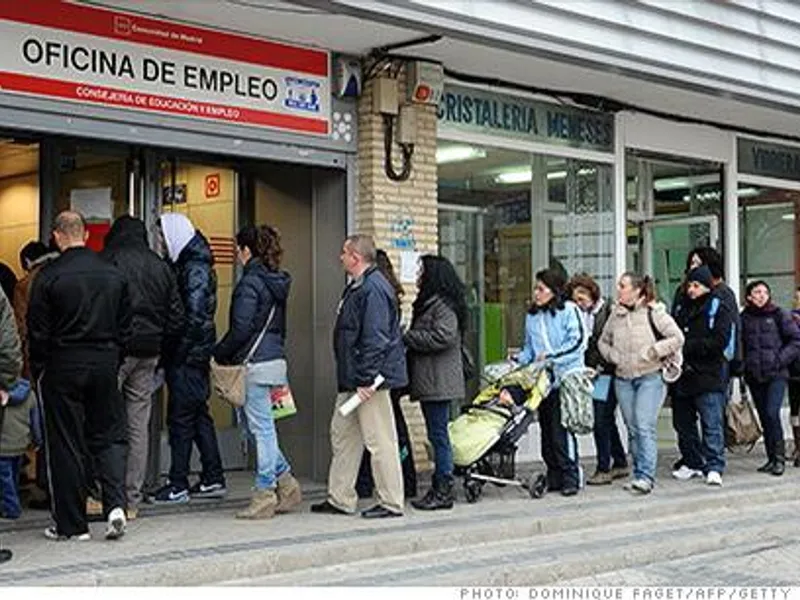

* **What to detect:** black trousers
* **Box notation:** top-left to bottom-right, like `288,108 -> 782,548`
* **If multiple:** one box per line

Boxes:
538,388 -> 580,491
40,358 -> 127,536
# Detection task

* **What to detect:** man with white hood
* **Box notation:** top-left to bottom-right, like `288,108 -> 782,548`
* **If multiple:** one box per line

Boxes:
150,213 -> 226,504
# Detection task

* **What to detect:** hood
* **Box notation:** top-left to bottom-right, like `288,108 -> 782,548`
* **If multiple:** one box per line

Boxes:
105,215 -> 148,250
160,213 -> 196,262
247,260 -> 291,303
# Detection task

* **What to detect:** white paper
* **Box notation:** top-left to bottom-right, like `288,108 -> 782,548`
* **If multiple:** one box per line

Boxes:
338,374 -> 386,417
70,187 -> 113,221
399,250 -> 420,284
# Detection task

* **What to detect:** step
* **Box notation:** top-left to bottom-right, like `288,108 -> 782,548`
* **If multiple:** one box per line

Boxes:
224,499 -> 800,586
2,474 -> 796,586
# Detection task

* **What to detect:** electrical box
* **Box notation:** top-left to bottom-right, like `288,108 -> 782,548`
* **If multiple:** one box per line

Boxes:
373,77 -> 399,115
397,104 -> 417,145
407,61 -> 444,105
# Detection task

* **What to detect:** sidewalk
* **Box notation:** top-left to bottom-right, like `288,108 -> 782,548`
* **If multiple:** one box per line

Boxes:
1,450 -> 798,586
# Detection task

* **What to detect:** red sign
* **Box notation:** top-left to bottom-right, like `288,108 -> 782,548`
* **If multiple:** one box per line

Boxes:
205,173 -> 220,198
85,222 -> 111,253
0,1 -> 330,135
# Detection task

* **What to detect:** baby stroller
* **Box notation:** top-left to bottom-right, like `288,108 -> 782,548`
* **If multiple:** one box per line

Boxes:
448,361 -> 552,503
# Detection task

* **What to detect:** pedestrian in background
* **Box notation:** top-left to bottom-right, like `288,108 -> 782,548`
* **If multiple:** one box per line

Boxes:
312,234 -> 407,519
215,225 -> 302,520
598,273 -> 683,494
568,273 -> 629,486
740,280 -> 800,476
0,286 -> 21,562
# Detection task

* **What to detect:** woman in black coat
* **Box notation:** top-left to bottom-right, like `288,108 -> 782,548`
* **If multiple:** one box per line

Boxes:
405,255 -> 467,511
741,280 -> 800,476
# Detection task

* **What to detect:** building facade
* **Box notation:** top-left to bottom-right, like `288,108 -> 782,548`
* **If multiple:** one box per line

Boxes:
3,0 -> 800,477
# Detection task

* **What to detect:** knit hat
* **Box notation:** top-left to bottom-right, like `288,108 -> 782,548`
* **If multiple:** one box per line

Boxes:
500,385 -> 527,407
687,265 -> 713,291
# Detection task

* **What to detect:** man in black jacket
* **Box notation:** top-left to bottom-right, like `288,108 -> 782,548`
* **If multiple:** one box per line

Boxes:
311,234 -> 407,519
671,266 -> 733,487
28,211 -> 132,541
102,216 -> 184,519
150,213 -> 225,504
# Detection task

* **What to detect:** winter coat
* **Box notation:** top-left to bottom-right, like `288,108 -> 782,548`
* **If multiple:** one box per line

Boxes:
517,300 -> 586,383
27,247 -> 132,375
214,259 -> 291,365
673,292 -> 735,395
404,295 -> 465,403
13,252 -> 58,378
598,301 -> 684,380
0,389 -> 33,457
582,299 -> 613,371
166,233 -> 217,369
741,303 -> 800,384
102,216 -> 185,359
0,289 -> 21,391
333,265 -> 408,392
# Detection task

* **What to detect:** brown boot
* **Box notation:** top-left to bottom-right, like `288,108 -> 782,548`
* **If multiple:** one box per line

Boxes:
275,473 -> 302,513
792,425 -> 800,467
236,489 -> 277,520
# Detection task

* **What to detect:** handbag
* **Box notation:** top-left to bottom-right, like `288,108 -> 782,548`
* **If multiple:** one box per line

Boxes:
210,305 -> 276,408
725,378 -> 762,450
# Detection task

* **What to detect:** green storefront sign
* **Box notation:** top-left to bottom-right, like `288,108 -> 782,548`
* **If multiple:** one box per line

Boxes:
437,85 -> 614,153
738,138 -> 800,183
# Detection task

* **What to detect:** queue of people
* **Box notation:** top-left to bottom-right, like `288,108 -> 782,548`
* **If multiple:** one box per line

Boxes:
2,213 -> 800,558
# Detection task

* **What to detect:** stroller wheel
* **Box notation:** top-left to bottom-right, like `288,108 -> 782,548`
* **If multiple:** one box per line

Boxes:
464,479 -> 483,504
528,473 -> 547,500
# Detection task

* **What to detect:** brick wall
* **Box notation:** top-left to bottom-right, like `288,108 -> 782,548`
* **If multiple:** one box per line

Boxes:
356,68 -> 438,474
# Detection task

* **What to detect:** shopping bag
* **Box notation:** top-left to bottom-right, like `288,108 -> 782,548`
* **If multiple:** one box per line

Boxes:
270,385 -> 297,420
560,369 -> 595,435
725,379 -> 762,450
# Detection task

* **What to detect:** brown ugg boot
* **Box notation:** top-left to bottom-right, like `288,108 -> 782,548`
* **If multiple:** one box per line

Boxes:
275,473 -> 302,513
236,489 -> 277,520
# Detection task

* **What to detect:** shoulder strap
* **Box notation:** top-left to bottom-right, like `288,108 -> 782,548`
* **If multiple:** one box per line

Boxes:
707,296 -> 720,330
647,308 -> 665,342
244,303 -> 277,364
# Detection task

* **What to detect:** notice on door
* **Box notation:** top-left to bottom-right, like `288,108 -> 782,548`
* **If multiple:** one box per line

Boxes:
0,1 -> 330,136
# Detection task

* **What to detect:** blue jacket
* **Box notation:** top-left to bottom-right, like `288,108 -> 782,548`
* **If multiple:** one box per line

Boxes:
517,300 -> 586,383
333,266 -> 408,392
214,260 -> 291,365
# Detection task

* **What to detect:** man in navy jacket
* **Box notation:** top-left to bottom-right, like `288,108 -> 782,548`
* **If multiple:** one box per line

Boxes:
312,234 -> 407,519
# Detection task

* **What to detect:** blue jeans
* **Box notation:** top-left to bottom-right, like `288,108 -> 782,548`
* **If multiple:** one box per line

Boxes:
748,378 -> 787,461
242,379 -> 291,490
421,401 -> 454,484
0,456 -> 21,519
615,373 -> 664,484
673,390 -> 727,474
592,385 -> 628,472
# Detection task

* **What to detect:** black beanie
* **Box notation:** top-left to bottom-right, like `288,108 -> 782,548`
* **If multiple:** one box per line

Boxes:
502,385 -> 527,407
687,265 -> 714,290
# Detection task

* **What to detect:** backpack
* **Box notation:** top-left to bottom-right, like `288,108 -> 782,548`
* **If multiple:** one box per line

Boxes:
706,297 -> 737,362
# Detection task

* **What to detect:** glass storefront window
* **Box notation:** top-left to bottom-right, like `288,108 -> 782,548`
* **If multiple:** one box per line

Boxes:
437,141 -> 613,369
0,136 -> 39,277
739,184 -> 800,308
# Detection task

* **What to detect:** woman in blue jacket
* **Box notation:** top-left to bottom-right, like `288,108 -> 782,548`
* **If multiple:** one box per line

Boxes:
214,225 -> 301,519
516,268 -> 586,496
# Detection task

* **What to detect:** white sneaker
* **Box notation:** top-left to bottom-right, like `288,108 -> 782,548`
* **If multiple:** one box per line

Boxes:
44,526 -> 90,541
105,507 -> 127,540
706,471 -> 723,487
630,478 -> 653,494
672,465 -> 704,481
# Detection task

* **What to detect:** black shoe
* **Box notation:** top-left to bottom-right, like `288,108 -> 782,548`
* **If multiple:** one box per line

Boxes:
361,505 -> 403,519
0,549 -> 11,564
561,486 -> 579,497
672,458 -> 685,471
771,460 -> 785,476
149,483 -> 190,505
411,487 -> 453,511
189,481 -> 227,499
310,500 -> 350,515
757,460 -> 775,473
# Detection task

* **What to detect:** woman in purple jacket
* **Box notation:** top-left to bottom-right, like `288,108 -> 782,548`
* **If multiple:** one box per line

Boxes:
741,280 -> 800,476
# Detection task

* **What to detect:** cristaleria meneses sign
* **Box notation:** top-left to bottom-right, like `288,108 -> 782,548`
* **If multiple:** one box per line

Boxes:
0,0 -> 330,136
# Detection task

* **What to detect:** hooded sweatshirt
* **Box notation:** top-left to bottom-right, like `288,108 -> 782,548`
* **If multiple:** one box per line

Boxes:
214,258 -> 292,366
159,215 -> 217,368
102,216 -> 185,358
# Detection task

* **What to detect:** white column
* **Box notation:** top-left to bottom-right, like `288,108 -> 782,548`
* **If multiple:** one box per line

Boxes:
724,135 -> 740,300
613,112 -> 627,278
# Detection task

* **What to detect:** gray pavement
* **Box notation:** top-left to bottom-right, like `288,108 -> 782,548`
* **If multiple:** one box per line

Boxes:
0,450 -> 798,586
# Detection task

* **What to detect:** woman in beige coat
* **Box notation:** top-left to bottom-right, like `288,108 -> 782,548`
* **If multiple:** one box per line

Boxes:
598,273 -> 684,495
